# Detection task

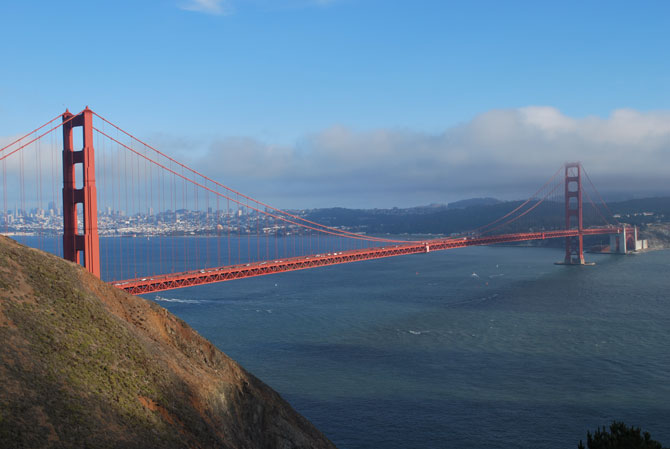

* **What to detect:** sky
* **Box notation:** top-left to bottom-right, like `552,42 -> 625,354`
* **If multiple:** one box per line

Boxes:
1,0 -> 669,208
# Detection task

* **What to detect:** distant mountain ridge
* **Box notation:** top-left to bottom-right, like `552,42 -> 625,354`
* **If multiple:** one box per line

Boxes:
302,196 -> 670,236
0,236 -> 336,449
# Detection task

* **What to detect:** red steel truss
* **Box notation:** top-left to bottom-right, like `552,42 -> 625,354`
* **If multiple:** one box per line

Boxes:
114,226 -> 631,295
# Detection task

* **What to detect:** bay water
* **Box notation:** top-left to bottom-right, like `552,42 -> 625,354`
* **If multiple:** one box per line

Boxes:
147,245 -> 670,448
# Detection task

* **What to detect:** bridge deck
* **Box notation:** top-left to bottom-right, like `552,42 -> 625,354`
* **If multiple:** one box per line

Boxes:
113,227 -> 629,295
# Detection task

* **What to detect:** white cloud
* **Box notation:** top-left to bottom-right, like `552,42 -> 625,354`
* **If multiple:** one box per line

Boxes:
179,0 -> 339,15
180,0 -> 232,15
2,107 -> 668,209
188,107 -> 670,208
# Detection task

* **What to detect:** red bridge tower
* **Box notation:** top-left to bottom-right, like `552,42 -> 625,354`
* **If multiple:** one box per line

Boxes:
563,162 -> 585,264
62,107 -> 101,277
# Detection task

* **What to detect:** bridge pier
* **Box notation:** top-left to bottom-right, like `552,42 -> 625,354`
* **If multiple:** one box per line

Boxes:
62,107 -> 101,278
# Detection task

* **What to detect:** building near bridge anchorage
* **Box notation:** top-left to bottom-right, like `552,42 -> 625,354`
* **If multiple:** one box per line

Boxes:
0,107 -> 647,294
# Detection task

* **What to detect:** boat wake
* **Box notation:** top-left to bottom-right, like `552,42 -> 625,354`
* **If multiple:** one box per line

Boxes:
153,296 -> 204,304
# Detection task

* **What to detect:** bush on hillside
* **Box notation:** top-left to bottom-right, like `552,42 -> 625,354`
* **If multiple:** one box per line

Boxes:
579,421 -> 667,449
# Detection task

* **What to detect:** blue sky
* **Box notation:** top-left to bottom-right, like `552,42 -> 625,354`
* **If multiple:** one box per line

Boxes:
1,1 -> 669,207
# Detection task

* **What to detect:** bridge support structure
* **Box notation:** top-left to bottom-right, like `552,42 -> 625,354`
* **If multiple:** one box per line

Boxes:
62,107 -> 100,278
562,162 -> 585,265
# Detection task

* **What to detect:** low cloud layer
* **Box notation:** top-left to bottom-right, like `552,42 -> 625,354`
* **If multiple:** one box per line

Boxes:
190,107 -> 670,208
2,107 -> 668,209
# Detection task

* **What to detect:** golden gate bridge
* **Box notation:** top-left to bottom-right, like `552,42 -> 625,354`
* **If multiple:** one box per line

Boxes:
0,108 -> 636,294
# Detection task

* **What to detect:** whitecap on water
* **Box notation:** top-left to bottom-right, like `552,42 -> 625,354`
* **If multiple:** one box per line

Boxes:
407,330 -> 432,335
153,296 -> 203,304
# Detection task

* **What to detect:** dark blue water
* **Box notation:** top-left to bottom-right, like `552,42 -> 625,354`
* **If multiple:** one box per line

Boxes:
13,235 -> 381,281
15,237 -> 670,448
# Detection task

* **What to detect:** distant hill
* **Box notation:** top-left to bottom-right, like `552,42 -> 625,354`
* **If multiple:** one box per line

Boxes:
0,236 -> 336,449
304,200 -> 555,236
447,197 -> 501,209
303,197 -> 670,237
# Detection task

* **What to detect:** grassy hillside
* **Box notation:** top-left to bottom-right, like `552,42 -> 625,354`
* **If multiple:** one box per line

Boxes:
0,236 -> 336,449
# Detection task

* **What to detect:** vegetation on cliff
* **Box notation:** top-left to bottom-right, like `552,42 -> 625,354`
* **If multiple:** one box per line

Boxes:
579,421 -> 667,449
0,236 -> 336,449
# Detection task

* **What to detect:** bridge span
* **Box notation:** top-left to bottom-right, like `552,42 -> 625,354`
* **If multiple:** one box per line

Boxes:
115,227 -> 632,295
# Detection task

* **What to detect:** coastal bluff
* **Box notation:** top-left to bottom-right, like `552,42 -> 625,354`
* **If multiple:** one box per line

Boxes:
0,236 -> 336,449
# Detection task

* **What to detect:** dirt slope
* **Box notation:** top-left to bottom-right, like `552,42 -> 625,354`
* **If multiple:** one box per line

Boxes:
0,235 -> 336,449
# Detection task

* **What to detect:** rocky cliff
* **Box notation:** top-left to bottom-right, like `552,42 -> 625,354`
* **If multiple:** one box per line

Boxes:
0,236 -> 336,449
639,223 -> 670,249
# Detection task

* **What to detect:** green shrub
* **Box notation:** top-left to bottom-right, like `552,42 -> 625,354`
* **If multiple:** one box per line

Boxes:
579,421 -> 667,449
